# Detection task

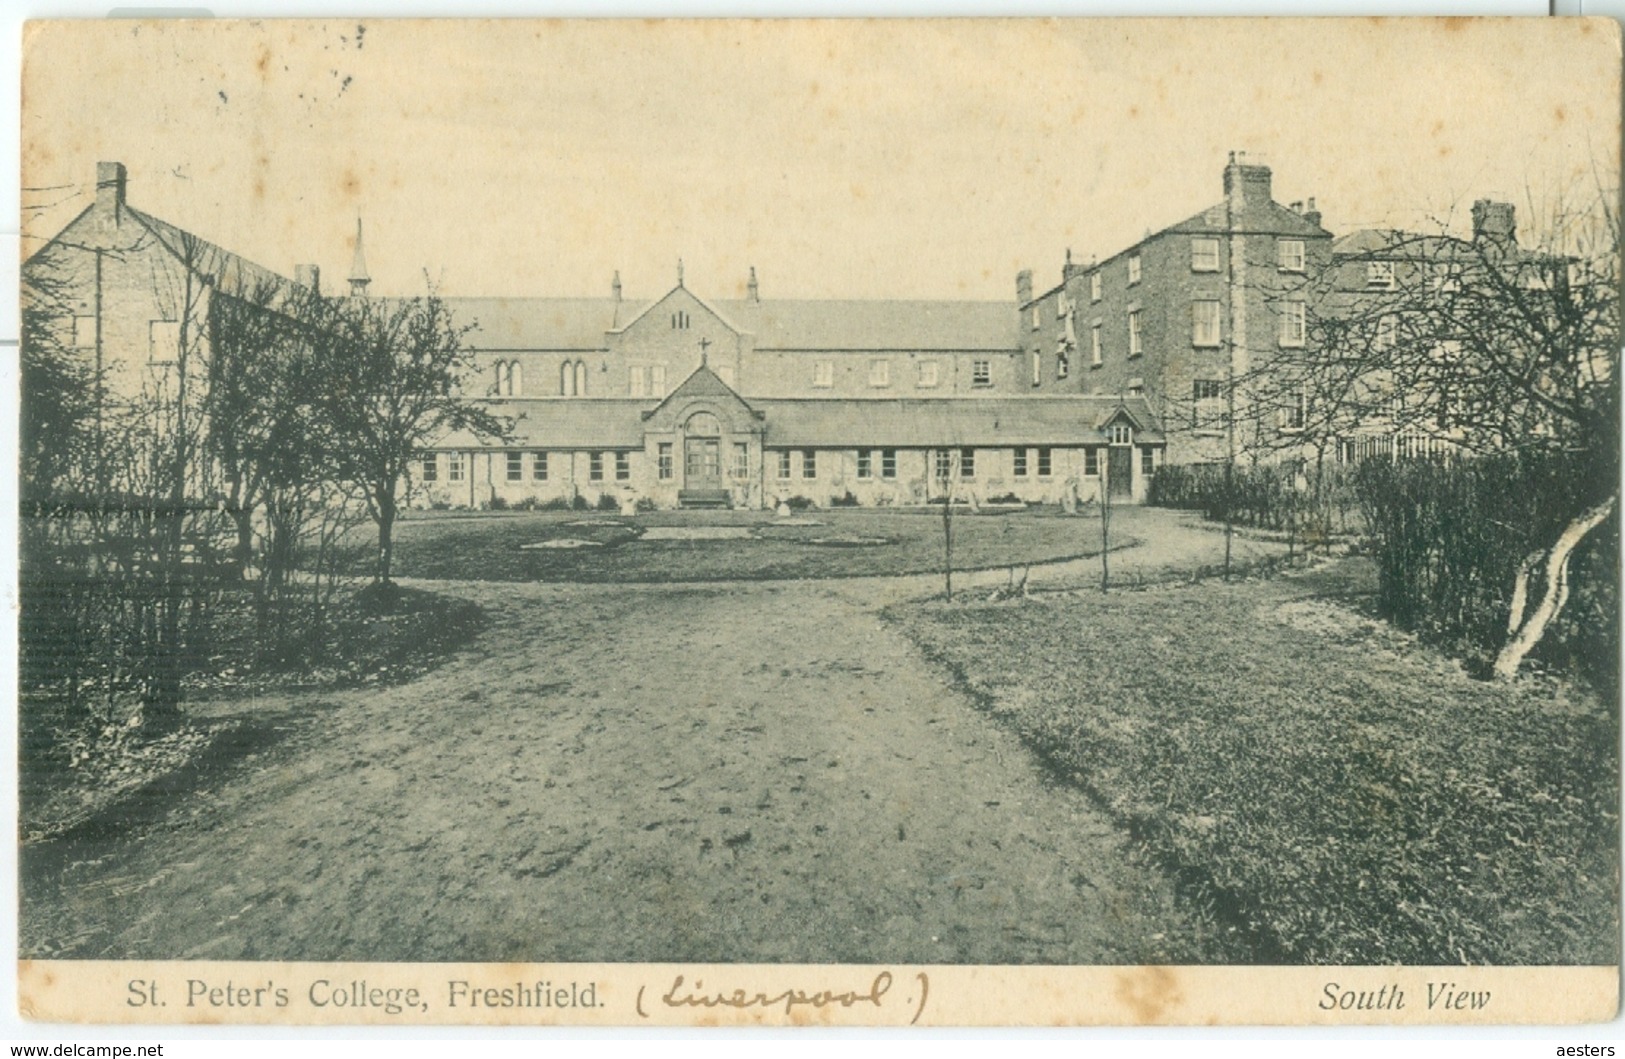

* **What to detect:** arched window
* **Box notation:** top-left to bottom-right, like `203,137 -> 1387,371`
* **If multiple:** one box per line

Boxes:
495,361 -> 509,395
574,360 -> 587,397
561,361 -> 574,396
509,360 -> 523,396
686,411 -> 722,436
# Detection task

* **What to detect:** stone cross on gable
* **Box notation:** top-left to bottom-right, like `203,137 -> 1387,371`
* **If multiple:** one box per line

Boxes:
698,336 -> 712,365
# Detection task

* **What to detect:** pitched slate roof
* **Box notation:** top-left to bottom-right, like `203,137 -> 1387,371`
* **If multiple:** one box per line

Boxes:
714,298 -> 1019,351
1163,199 -> 1330,239
125,207 -> 295,299
436,399 -> 652,449
445,294 -> 1018,354
441,297 -> 650,351
648,362 -> 750,408
753,396 -> 1165,448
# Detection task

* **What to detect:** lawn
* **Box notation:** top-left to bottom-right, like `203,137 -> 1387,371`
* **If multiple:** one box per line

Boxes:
380,505 -> 1124,582
887,558 -> 1620,965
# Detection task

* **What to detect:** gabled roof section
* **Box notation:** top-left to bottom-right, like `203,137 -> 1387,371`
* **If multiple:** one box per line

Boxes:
646,361 -> 757,418
612,284 -> 745,337
1096,401 -> 1155,434
715,298 -> 1018,351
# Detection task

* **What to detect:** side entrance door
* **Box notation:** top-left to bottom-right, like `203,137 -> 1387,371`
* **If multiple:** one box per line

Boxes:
1107,445 -> 1133,499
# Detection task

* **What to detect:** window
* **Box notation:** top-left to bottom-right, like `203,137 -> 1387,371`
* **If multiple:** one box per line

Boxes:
615,451 -> 631,481
1191,237 -> 1220,272
1089,272 -> 1101,302
496,360 -> 523,396
1278,239 -> 1306,272
421,454 -> 438,483
506,451 -> 524,482
1030,305 -> 1041,332
1128,254 -> 1141,285
971,359 -> 991,386
960,448 -> 976,479
813,360 -> 833,388
446,452 -> 465,483
802,450 -> 817,479
1127,377 -> 1144,397
657,443 -> 673,480
575,361 -> 587,396
1367,261 -> 1395,289
1193,379 -> 1224,401
149,319 -> 180,363
917,360 -> 939,388
1056,351 -> 1070,379
1376,314 -> 1399,351
589,452 -> 604,482
1193,300 -> 1222,347
629,364 -> 668,398
1141,447 -> 1156,477
561,361 -> 575,396
1285,390 -> 1308,431
533,451 -> 549,481
671,310 -> 690,329
1279,302 -> 1306,348
732,443 -> 748,480
1091,324 -> 1103,367
1037,447 -> 1052,477
869,359 -> 890,388
1084,449 -> 1100,476
1031,350 -> 1042,386
1013,448 -> 1028,477
73,315 -> 95,348
1128,310 -> 1143,357
1110,423 -> 1133,445
881,449 -> 897,480
934,449 -> 953,482
857,450 -> 873,480
776,450 -> 792,480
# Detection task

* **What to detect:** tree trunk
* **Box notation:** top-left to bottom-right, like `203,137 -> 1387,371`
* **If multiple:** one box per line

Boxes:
1493,494 -> 1616,681
376,483 -> 398,584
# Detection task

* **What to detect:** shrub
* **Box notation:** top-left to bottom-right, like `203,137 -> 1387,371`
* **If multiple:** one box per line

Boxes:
829,491 -> 860,507
1149,461 -> 1358,536
595,493 -> 620,512
986,492 -> 1024,505
1352,452 -> 1617,689
570,494 -> 591,512
538,495 -> 571,511
487,495 -> 509,511
430,500 -> 451,511
634,497 -> 657,513
785,495 -> 814,511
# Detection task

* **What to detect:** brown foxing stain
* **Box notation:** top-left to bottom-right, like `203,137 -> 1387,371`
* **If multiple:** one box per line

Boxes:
1127,105 -> 1140,119
342,169 -> 361,198
1114,966 -> 1182,1024
1556,105 -> 1567,124
255,44 -> 271,77
1312,70 -> 1324,85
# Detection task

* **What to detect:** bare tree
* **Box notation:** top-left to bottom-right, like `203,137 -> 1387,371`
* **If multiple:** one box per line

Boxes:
319,285 -> 507,586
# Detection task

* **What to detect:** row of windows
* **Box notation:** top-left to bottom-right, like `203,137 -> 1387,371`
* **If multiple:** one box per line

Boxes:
423,444 -> 1156,485
422,450 -> 632,484
1051,238 -> 1309,326
812,358 -> 994,389
1066,300 -> 1306,369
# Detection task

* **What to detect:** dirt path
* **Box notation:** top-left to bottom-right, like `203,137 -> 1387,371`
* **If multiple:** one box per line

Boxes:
25,509 -> 1279,964
25,583 -> 1203,965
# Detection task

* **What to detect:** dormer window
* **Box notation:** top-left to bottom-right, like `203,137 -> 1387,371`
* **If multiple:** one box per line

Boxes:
1109,423 -> 1133,446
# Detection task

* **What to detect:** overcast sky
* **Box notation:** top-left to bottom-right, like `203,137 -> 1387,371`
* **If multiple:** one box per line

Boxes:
21,17 -> 1618,301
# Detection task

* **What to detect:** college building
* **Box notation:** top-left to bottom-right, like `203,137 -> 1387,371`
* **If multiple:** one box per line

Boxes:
26,153 -> 1518,511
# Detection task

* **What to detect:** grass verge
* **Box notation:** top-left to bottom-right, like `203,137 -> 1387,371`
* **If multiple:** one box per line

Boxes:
886,558 -> 1619,964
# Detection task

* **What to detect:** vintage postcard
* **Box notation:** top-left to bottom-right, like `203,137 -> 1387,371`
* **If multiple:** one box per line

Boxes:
15,16 -> 1621,1026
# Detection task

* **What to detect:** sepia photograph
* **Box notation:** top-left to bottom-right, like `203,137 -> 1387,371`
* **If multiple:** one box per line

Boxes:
14,15 -> 1622,1026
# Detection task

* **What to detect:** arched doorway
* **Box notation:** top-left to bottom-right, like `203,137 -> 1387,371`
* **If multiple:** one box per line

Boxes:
684,411 -> 723,490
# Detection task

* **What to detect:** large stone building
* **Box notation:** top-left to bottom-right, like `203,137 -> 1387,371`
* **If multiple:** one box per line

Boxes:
28,153 -> 1520,512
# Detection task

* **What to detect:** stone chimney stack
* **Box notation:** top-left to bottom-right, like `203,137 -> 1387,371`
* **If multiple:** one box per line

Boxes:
1016,269 -> 1034,305
1223,150 -> 1273,210
1472,200 -> 1516,244
1303,197 -> 1322,229
747,266 -> 760,303
294,264 -> 322,294
96,161 -> 127,222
